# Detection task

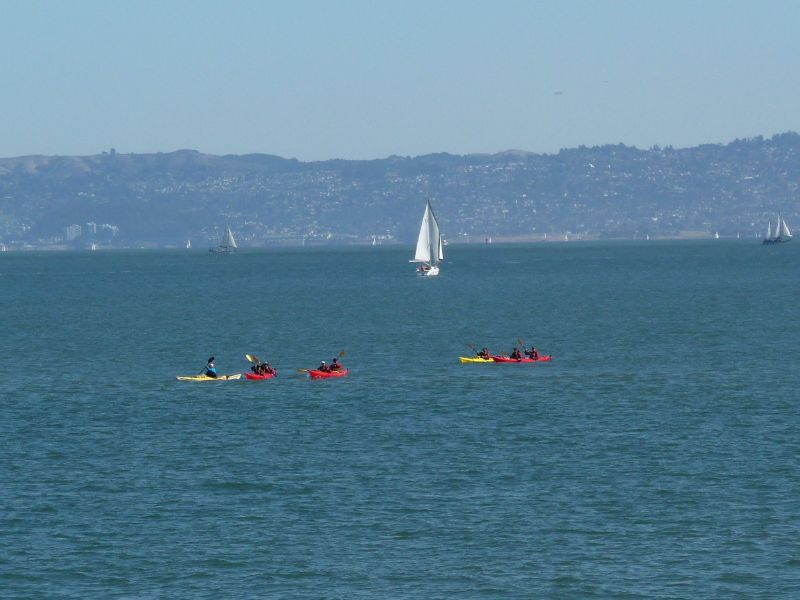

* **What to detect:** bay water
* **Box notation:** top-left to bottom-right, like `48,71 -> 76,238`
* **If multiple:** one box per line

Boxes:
1,241 -> 799,598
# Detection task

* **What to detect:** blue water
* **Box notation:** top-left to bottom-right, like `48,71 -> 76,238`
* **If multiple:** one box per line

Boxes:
1,241 -> 799,598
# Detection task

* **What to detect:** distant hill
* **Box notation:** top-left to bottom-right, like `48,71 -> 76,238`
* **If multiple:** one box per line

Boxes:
1,133 -> 799,248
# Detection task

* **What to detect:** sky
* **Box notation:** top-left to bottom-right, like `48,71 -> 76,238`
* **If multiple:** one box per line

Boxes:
1,0 -> 799,161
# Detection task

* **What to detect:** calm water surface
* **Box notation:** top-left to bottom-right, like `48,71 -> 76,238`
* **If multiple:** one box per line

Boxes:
1,241 -> 799,598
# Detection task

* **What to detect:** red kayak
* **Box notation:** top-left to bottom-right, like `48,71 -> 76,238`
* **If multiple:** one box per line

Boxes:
492,355 -> 552,363
245,372 -> 276,380
308,368 -> 349,379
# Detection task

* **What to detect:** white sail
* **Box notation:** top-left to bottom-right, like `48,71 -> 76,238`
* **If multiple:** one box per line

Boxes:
413,204 -> 431,262
412,201 -> 441,264
780,217 -> 792,239
766,221 -> 772,239
223,226 -> 237,249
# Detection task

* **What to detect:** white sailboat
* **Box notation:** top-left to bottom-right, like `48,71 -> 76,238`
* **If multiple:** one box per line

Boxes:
763,215 -> 792,245
209,225 -> 237,253
186,239 -> 191,249
410,200 -> 443,276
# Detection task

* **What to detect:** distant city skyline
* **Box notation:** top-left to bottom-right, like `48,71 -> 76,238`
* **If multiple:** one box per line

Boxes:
1,0 -> 799,161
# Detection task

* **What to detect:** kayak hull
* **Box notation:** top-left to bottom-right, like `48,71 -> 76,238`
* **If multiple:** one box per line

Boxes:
492,355 -> 552,363
459,356 -> 494,363
245,372 -> 276,380
176,373 -> 242,381
308,368 -> 349,379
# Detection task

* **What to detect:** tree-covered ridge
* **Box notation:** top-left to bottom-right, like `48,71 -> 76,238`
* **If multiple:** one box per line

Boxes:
0,133 -> 798,248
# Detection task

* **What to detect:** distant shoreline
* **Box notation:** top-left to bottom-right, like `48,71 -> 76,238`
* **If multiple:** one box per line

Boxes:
0,232 -> 763,252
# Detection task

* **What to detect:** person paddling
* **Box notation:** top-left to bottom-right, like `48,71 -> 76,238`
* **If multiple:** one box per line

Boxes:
525,346 -> 540,360
205,357 -> 218,378
509,347 -> 522,360
330,357 -> 343,371
477,347 -> 491,359
318,360 -> 330,373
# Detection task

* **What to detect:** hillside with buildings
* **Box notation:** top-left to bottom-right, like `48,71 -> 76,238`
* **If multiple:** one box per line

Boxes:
0,133 -> 798,249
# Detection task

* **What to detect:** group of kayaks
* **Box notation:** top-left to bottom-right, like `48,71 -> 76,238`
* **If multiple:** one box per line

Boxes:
459,341 -> 551,364
177,344 -> 552,381
459,355 -> 552,363
176,353 -> 348,382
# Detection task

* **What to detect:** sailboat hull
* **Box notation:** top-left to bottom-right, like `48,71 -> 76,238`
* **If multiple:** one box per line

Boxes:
417,265 -> 440,277
763,238 -> 791,245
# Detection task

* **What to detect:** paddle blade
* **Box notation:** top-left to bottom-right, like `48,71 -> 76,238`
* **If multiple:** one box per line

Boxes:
338,348 -> 346,358
245,354 -> 256,364
466,342 -> 476,350
296,368 -> 309,374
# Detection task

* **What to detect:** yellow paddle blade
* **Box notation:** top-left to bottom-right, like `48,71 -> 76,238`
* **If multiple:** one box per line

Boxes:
297,368 -> 309,374
338,348 -> 346,358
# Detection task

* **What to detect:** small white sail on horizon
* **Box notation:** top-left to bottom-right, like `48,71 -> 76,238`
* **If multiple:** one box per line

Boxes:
780,216 -> 792,238
763,215 -> 792,245
411,200 -> 443,276
209,225 -> 237,253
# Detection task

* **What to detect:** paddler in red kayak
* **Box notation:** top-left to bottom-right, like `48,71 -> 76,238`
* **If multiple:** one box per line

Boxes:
317,360 -> 331,373
330,357 -> 343,371
509,347 -> 523,360
524,345 -> 540,360
262,362 -> 276,375
256,361 -> 276,376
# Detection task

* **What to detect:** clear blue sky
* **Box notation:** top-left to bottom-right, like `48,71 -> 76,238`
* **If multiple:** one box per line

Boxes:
1,0 -> 798,160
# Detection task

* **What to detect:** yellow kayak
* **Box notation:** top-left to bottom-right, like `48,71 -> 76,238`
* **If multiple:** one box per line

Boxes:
459,356 -> 494,364
176,373 -> 242,381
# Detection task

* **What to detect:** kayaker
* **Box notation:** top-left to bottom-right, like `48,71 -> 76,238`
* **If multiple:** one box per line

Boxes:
477,347 -> 491,359
205,357 -> 218,378
525,346 -> 540,359
263,362 -> 276,375
510,348 -> 522,360
330,357 -> 342,371
318,360 -> 330,372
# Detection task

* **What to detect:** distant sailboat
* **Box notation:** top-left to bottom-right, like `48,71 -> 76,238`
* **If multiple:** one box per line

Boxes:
410,200 -> 443,276
209,225 -> 237,253
186,239 -> 191,249
714,232 -> 720,239
763,215 -> 792,245
90,242 -> 97,251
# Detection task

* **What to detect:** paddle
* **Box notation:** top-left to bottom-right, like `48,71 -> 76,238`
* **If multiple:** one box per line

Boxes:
245,353 -> 261,365
297,368 -> 309,374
